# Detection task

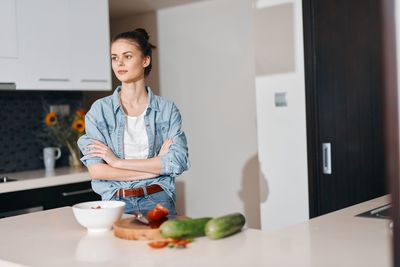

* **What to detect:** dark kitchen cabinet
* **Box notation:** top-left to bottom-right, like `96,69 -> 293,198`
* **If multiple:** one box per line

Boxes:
0,186 -> 44,217
0,181 -> 100,218
303,0 -> 387,217
44,181 -> 100,209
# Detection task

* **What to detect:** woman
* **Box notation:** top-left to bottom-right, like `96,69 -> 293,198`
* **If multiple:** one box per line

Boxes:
78,28 -> 190,216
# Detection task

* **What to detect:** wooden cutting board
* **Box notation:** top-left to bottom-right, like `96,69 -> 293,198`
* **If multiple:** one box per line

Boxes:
113,216 -> 186,241
113,217 -> 163,240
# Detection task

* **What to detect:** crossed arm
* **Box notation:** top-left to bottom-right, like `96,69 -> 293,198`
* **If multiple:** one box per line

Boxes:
79,102 -> 189,182
85,139 -> 172,181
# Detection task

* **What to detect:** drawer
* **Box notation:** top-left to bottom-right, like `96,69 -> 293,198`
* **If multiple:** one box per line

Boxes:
44,181 -> 100,209
0,187 -> 45,213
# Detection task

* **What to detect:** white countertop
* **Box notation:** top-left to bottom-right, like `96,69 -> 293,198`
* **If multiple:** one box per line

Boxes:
0,195 -> 393,267
0,167 -> 91,193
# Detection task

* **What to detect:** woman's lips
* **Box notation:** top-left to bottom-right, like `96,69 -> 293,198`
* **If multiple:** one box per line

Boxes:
118,70 -> 128,75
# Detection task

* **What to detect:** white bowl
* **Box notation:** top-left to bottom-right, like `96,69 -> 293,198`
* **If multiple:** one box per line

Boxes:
72,200 -> 126,232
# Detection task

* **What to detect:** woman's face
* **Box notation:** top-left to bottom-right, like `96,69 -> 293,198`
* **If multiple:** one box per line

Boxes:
111,39 -> 150,83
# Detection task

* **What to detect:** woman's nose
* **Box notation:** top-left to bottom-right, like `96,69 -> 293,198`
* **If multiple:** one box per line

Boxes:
117,59 -> 124,66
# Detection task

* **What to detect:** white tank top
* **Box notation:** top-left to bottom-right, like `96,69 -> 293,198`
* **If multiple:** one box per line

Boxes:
123,109 -> 149,159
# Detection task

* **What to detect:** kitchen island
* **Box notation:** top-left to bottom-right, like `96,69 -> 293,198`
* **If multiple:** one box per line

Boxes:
0,196 -> 392,267
0,167 -> 90,193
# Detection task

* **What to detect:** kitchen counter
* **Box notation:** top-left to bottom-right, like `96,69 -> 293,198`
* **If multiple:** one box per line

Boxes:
0,195 -> 393,267
0,167 -> 90,193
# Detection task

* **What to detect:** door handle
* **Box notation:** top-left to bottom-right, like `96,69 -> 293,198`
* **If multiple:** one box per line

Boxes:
61,188 -> 93,197
38,78 -> 70,82
81,79 -> 108,83
322,143 -> 332,174
0,83 -> 16,90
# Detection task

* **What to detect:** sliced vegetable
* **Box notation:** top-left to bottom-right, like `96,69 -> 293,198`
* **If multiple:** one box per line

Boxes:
156,204 -> 169,216
148,240 -> 169,249
148,238 -> 193,249
160,217 -> 212,239
147,204 -> 169,221
205,213 -> 246,239
147,209 -> 165,221
174,239 -> 191,248
148,217 -> 168,229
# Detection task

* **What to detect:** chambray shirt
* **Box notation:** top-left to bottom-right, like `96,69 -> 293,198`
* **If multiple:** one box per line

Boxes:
77,86 -> 190,202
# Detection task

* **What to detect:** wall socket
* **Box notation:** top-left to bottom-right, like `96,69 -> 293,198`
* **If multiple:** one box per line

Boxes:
274,92 -> 288,107
49,104 -> 70,116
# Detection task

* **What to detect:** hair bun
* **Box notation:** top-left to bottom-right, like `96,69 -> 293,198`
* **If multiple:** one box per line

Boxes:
135,28 -> 150,41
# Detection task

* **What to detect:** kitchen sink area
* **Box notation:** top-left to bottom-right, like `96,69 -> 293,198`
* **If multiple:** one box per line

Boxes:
356,204 -> 391,220
0,176 -> 17,183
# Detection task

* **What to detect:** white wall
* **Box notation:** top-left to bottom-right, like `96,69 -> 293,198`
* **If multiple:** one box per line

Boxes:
157,0 -> 261,228
254,2 -> 295,75
397,0 -> 400,119
255,0 -> 309,231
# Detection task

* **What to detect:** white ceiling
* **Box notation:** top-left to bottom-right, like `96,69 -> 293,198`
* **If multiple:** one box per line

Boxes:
109,0 -> 206,19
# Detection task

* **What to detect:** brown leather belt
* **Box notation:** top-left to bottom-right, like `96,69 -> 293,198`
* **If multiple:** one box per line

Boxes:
115,184 -> 164,198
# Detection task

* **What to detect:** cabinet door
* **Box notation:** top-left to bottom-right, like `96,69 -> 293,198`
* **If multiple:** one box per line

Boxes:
0,187 -> 45,216
16,0 -> 72,90
303,0 -> 386,217
69,0 -> 112,91
44,181 -> 101,209
0,0 -> 17,85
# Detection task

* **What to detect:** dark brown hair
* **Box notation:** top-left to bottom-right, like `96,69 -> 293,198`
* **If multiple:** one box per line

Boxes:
112,28 -> 156,77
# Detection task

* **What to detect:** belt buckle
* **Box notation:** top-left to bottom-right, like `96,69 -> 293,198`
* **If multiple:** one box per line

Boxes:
117,189 -> 126,198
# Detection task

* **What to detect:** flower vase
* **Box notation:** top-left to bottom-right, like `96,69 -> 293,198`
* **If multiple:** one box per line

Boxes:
67,144 -> 82,169
69,153 -> 82,169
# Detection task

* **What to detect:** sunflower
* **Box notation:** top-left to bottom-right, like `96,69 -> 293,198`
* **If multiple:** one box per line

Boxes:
45,112 -> 57,126
72,119 -> 85,133
75,109 -> 86,117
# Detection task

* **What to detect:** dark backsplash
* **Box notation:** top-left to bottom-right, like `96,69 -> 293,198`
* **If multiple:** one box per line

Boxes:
0,90 -> 84,173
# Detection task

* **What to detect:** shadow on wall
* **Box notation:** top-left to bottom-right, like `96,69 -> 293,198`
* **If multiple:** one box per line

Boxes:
175,180 -> 186,215
238,154 -> 268,229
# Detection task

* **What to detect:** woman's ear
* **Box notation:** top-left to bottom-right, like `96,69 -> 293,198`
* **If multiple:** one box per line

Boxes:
143,56 -> 151,68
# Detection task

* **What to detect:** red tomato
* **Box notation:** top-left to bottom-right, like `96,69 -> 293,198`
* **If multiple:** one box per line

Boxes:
147,204 -> 169,222
148,217 -> 168,229
148,241 -> 169,249
155,204 -> 169,216
174,239 -> 190,248
147,208 -> 165,221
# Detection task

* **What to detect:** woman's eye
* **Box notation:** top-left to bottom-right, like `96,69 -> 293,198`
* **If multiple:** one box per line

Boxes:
111,57 -> 117,61
126,55 -> 132,59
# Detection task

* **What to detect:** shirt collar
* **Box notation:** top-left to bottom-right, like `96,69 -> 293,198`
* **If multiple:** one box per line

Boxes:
112,85 -> 159,114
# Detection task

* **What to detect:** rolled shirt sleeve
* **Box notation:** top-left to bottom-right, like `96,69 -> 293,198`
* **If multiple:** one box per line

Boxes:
77,104 -> 106,167
159,103 -> 190,177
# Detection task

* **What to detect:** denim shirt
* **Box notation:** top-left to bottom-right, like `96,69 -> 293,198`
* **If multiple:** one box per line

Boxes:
77,86 -> 190,202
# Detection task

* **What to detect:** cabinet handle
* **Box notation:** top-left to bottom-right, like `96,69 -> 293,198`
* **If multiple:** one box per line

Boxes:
81,79 -> 108,83
322,143 -> 332,174
38,78 -> 70,82
0,83 -> 16,90
61,188 -> 93,197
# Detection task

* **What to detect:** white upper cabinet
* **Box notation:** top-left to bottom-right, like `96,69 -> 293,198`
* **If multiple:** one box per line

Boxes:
69,0 -> 111,90
0,0 -> 18,87
14,0 -> 111,90
16,0 -> 71,90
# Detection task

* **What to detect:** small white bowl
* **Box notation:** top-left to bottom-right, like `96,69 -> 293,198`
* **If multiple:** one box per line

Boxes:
72,200 -> 126,232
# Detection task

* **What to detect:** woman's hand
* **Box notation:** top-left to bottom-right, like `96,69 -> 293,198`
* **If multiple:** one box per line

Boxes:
86,139 -> 120,167
158,139 -> 173,156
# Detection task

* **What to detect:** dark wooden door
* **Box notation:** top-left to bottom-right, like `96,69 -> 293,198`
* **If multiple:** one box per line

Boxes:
303,0 -> 387,217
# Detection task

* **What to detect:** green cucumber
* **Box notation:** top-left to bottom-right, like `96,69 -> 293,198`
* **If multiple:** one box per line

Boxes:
160,217 -> 212,239
205,213 -> 246,239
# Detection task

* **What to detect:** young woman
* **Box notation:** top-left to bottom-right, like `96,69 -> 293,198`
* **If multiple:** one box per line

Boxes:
78,28 -> 190,216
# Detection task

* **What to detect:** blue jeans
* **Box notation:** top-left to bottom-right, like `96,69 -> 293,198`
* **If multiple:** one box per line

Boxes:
112,190 -> 176,216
